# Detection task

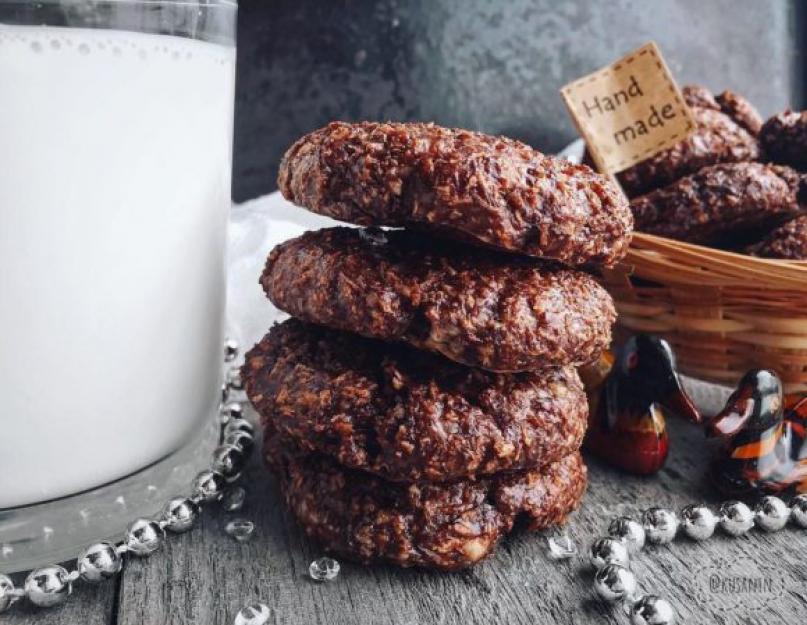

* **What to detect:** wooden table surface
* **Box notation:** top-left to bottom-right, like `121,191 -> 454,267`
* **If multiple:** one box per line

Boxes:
5,413 -> 806,625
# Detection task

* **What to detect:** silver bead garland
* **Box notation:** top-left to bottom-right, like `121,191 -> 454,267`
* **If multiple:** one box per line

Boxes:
589,537 -> 630,570
607,517 -> 646,554
192,469 -> 228,503
77,543 -> 123,582
641,507 -> 678,545
717,501 -> 754,536
162,498 -> 201,534
791,494 -> 807,528
679,504 -> 717,541
589,494 -> 807,625
125,518 -> 166,556
24,565 -> 73,608
594,564 -> 637,602
0,339 -> 255,613
0,574 -> 17,611
211,444 -> 246,481
754,495 -> 790,532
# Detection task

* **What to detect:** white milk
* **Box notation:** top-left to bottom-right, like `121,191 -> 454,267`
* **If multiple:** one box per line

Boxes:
0,26 -> 235,508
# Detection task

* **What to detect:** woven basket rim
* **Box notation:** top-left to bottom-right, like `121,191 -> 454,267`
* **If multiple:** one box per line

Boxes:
605,233 -> 807,392
621,233 -> 807,291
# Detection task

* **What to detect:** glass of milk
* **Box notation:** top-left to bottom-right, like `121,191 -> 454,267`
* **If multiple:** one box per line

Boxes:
0,0 -> 236,572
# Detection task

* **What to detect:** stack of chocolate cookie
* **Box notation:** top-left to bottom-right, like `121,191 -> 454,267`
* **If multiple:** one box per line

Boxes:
242,122 -> 633,571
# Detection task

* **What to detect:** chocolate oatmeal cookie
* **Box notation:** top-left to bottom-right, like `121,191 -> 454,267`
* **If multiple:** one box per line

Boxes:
244,320 -> 588,483
682,84 -> 720,110
630,162 -> 806,246
715,90 -> 763,136
682,85 -> 763,136
277,122 -> 632,267
264,425 -> 587,571
747,215 -> 807,260
760,110 -> 807,171
617,106 -> 759,197
261,227 -> 615,372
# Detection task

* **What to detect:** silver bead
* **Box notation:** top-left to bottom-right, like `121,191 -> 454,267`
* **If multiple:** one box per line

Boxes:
224,338 -> 239,362
221,401 -> 245,422
224,415 -> 254,437
0,574 -> 16,612
224,518 -> 255,543
546,533 -> 577,560
226,367 -> 244,391
608,517 -> 646,553
212,444 -> 245,480
224,430 -> 255,456
642,507 -> 678,544
594,564 -> 637,602
309,557 -> 340,582
125,518 -> 165,556
630,594 -> 675,625
589,537 -> 630,570
234,602 -> 271,625
718,500 -> 754,536
192,469 -> 226,502
754,496 -> 790,531
222,486 -> 247,513
790,494 -> 807,528
680,504 -> 717,541
24,565 -> 72,607
162,497 -> 200,533
77,542 -> 123,582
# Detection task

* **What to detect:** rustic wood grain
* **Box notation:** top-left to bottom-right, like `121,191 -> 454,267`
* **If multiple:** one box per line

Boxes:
6,414 -> 807,625
2,575 -> 116,625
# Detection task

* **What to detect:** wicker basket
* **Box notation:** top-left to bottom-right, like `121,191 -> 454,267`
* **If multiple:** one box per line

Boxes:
601,232 -> 807,393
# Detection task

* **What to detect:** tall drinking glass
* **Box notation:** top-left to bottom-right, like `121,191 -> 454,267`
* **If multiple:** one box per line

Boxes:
0,0 -> 237,572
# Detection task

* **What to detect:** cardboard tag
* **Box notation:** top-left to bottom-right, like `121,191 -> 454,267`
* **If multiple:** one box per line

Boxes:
560,42 -> 696,176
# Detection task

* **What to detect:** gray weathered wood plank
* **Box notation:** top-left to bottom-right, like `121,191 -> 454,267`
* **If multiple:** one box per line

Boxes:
114,411 -> 807,625
5,413 -> 806,624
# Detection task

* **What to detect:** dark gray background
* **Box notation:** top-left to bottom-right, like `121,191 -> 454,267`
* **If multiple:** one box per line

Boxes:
233,0 -> 805,202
